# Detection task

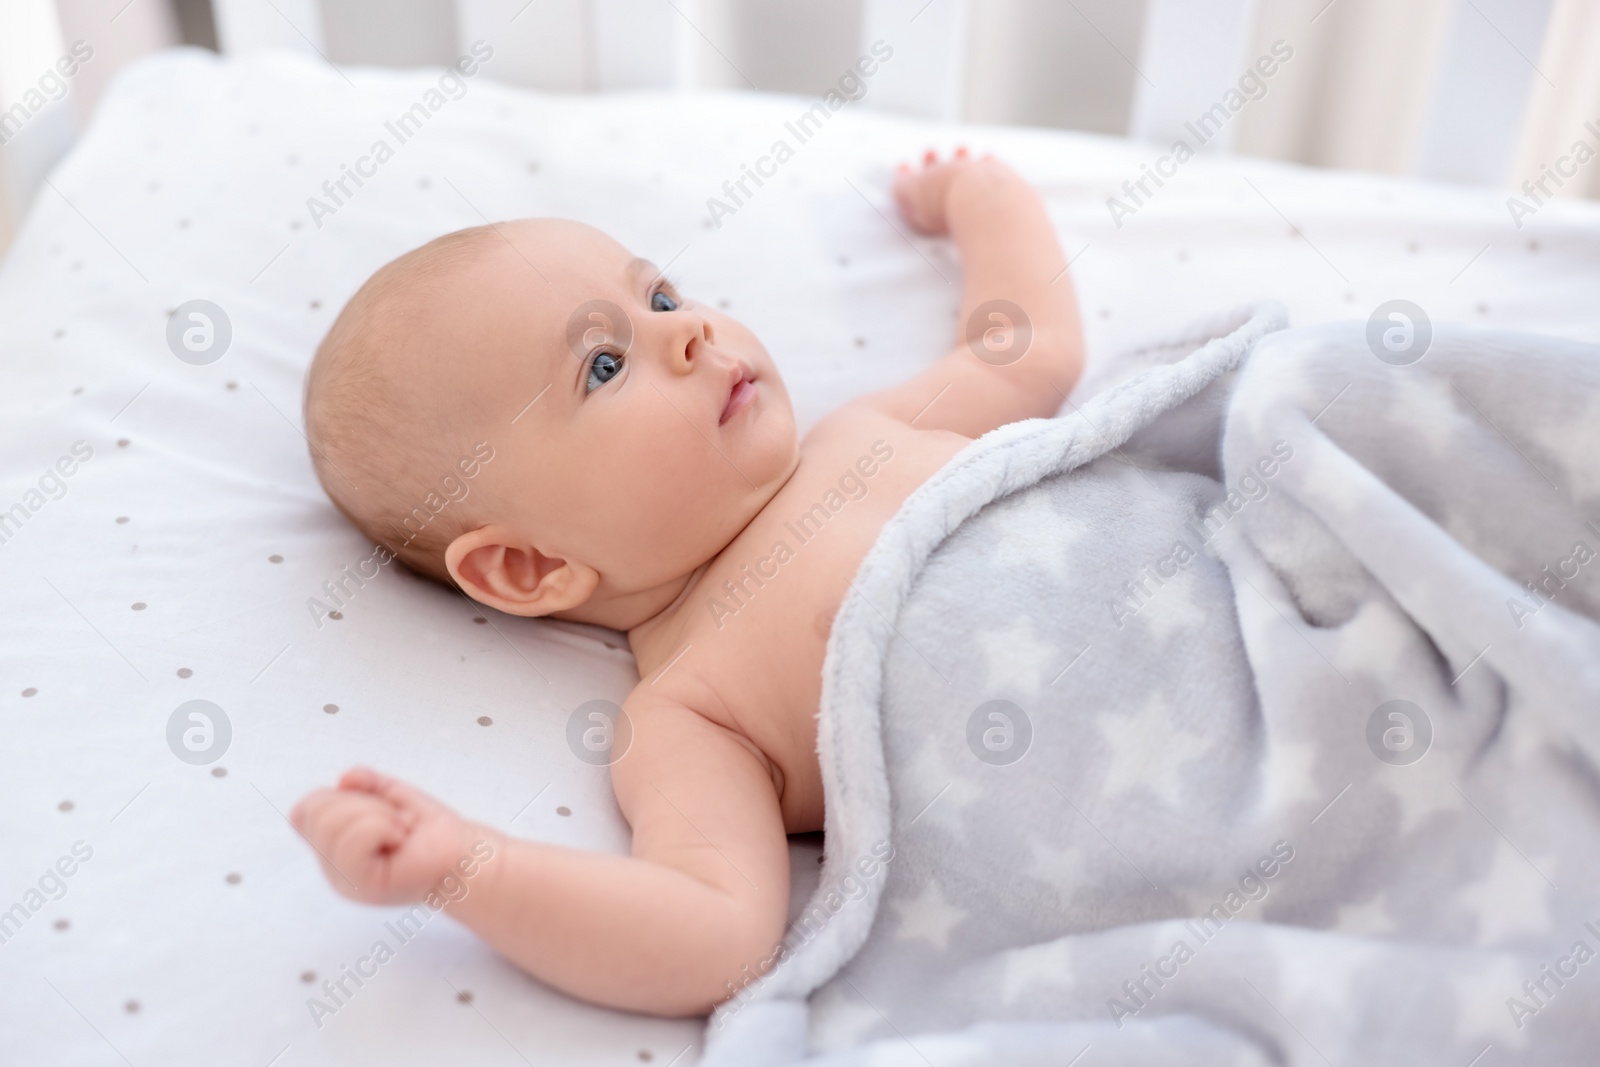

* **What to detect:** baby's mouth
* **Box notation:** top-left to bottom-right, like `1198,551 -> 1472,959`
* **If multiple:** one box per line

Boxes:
720,363 -> 757,425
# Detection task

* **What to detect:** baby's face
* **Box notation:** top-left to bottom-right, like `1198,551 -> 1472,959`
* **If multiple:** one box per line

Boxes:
442,220 -> 799,616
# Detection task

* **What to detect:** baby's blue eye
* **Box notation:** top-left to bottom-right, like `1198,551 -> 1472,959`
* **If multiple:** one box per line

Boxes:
651,290 -> 678,312
585,351 -> 624,393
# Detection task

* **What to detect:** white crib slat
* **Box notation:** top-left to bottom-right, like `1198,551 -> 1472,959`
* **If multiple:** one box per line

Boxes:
592,0 -> 676,90
455,0 -> 591,90
961,0 -> 1145,134
1234,0 -> 1457,177
0,0 -> 71,251
1509,0 -> 1600,200
213,0 -> 327,55
1412,0 -> 1557,185
859,0 -> 968,121
320,0 -> 458,67
1128,0 -> 1258,151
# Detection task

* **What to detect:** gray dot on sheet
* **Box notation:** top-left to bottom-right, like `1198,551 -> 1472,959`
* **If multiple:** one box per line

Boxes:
286,154 -> 299,166
1528,239 -> 1540,252
226,381 -> 238,390
328,611 -> 343,620
309,300 -> 321,310
324,704 -> 339,714
211,767 -> 227,777
556,806 -> 571,817
177,667 -> 192,678
117,438 -> 129,448
1477,302 -> 1489,315
132,602 -> 146,611
124,1000 -> 140,1014
838,256 -> 850,266
116,516 -> 129,525
59,800 -> 73,812
54,919 -> 69,931
718,299 -> 730,309
269,554 -> 283,563
1344,292 -> 1356,303
177,219 -> 189,230
1099,308 -> 1111,319
638,1052 -> 654,1062
71,261 -> 82,272
290,220 -> 302,230
473,616 -> 487,624
477,715 -> 492,726
148,181 -> 159,192
225,872 -> 241,885
527,162 -> 540,173
418,177 -> 431,189
702,219 -> 713,228
816,854 -> 824,864
456,989 -> 474,1003
855,337 -> 866,348
1176,249 -> 1189,262
1407,241 -> 1419,253
73,386 -> 83,394
56,329 -> 65,339
300,971 -> 316,983
23,687 -> 37,697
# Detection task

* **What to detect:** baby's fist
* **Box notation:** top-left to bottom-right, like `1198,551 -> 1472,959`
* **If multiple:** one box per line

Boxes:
291,768 -> 485,906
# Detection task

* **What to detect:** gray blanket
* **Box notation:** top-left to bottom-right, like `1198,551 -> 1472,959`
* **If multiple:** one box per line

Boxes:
702,305 -> 1600,1066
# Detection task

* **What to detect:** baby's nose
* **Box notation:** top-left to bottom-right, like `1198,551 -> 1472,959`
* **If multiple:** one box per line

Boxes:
674,314 -> 714,370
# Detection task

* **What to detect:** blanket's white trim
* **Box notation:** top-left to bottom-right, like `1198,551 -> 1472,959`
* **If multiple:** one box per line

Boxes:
700,302 -> 1287,1064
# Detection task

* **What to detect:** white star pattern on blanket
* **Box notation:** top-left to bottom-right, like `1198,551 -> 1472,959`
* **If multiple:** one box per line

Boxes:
1527,390 -> 1600,504
1257,733 -> 1324,817
998,939 -> 1077,1004
1095,692 -> 1214,807
1334,891 -> 1398,936
1455,839 -> 1554,946
1447,954 -> 1534,1050
1389,768 -> 1464,837
987,493 -> 1084,583
974,617 -> 1059,699
889,880 -> 967,951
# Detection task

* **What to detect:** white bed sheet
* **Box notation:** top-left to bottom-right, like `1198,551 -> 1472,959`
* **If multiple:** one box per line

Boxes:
2,46 -> 1598,1067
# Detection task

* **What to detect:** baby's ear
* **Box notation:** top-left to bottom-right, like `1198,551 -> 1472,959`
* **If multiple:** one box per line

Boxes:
445,524 -> 599,617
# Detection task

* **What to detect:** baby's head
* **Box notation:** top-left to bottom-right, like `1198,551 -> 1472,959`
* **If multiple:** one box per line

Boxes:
305,219 -> 799,627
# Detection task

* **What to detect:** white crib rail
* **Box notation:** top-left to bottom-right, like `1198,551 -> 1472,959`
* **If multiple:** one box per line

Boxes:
2,0 -> 1597,248
201,0 -> 1598,193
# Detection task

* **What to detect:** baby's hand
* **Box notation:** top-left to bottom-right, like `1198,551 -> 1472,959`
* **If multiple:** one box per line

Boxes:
892,146 -> 1007,236
290,767 -> 479,906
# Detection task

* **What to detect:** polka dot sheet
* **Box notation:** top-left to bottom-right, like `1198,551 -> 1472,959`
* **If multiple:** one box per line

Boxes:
2,45 -> 1598,1067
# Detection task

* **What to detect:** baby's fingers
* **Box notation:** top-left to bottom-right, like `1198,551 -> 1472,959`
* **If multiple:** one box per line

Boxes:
341,767 -> 452,824
294,791 -> 407,878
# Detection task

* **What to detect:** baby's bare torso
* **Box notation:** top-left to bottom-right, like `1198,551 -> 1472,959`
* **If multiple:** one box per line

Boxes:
628,404 -> 970,833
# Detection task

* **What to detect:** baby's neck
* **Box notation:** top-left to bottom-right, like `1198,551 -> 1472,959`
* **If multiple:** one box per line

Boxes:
622,560 -> 711,679
545,560 -> 709,674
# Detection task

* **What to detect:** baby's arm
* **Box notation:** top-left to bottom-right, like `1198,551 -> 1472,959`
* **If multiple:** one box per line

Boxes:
860,149 -> 1085,435
291,697 -> 789,1016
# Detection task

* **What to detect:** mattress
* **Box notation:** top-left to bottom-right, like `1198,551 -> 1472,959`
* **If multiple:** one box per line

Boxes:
2,46 -> 1597,1067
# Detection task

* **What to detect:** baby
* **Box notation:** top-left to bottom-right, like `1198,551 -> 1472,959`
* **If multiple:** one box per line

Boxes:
291,149 -> 1084,1016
